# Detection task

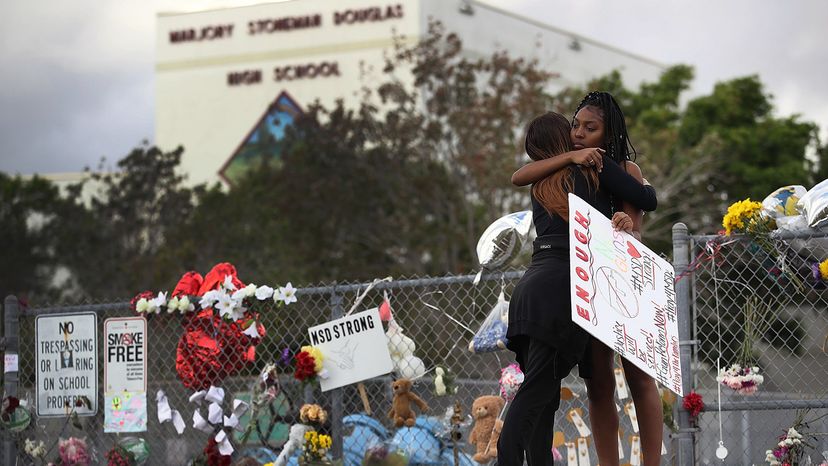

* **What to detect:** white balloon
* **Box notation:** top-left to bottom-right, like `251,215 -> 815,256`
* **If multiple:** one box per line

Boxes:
476,211 -> 533,270
798,179 -> 828,228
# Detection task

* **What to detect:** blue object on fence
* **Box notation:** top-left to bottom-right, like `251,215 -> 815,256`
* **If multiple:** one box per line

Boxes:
343,413 -> 392,466
391,416 -> 476,466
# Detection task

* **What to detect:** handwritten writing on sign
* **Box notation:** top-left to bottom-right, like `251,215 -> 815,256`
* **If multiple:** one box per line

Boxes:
568,193 -> 683,396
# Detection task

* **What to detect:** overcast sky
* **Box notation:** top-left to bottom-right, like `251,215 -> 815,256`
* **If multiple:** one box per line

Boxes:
1,0 -> 826,175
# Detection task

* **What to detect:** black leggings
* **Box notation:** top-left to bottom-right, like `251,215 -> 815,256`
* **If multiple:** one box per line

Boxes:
497,337 -> 562,466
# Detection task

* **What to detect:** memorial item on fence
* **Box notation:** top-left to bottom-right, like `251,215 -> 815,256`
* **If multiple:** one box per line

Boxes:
307,308 -> 395,391
716,296 -> 767,395
388,378 -> 429,428
189,385 -> 249,458
432,365 -> 458,397
58,436 -> 91,466
813,259 -> 828,287
1,396 -> 31,432
293,346 -> 328,384
275,423 -> 313,466
468,289 -> 509,353
362,439 -> 409,466
798,178 -> 828,228
498,363 -> 523,401
762,185 -> 807,219
129,262 -> 296,390
385,317 -> 426,380
105,437 -> 149,466
681,391 -> 704,423
23,438 -> 46,461
298,430 -> 333,466
568,193 -> 684,396
469,395 -> 504,463
763,409 -> 825,466
474,210 -> 533,284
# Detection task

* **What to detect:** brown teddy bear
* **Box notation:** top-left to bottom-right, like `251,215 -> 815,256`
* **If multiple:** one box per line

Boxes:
468,395 -> 505,463
299,403 -> 328,425
388,378 -> 428,427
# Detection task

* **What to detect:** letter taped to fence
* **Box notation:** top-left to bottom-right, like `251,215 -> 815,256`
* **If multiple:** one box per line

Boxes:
568,193 -> 684,396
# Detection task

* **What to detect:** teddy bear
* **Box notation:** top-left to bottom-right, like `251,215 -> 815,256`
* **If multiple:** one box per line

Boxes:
388,378 -> 428,428
468,395 -> 505,463
299,403 -> 328,425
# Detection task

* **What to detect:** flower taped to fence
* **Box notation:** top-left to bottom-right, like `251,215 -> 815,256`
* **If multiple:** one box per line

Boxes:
129,262 -> 298,390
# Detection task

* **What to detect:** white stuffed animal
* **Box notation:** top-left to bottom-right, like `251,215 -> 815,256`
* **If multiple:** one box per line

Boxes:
386,319 -> 425,379
275,423 -> 312,466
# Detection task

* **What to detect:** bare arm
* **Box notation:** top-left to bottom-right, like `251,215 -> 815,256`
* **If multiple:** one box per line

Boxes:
511,148 -> 605,186
620,161 -> 646,241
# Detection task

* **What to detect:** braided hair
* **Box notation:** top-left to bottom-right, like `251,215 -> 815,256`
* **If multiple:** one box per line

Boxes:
573,91 -> 637,164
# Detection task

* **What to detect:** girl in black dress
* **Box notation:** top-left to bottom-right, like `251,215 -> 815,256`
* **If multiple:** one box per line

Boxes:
498,111 -> 657,465
511,92 -> 662,466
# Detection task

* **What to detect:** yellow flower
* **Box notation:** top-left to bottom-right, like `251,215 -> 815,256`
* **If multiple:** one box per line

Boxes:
301,345 -> 325,372
319,434 -> 332,449
820,259 -> 828,280
722,199 -> 763,235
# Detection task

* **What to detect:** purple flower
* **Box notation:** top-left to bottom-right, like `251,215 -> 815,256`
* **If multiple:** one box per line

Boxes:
280,347 -> 291,366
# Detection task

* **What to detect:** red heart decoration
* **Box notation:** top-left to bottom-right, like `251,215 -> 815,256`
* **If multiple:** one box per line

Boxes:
626,241 -> 642,259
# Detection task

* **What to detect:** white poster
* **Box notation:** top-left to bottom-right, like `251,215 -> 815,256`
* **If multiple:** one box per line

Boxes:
35,313 -> 98,417
568,193 -> 684,396
104,317 -> 148,432
104,317 -> 147,393
308,308 -> 394,392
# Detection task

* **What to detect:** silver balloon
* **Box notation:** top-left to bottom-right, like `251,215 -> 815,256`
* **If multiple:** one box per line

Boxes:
798,179 -> 828,228
476,210 -> 533,270
761,185 -> 806,219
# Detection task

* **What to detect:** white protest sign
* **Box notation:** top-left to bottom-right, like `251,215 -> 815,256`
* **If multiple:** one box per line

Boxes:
308,308 -> 394,392
36,313 -> 98,417
104,317 -> 148,433
568,193 -> 684,396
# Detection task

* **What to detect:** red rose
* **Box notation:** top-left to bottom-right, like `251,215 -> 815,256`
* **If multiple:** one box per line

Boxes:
172,271 -> 204,297
682,391 -> 704,419
294,351 -> 317,382
198,263 -> 245,295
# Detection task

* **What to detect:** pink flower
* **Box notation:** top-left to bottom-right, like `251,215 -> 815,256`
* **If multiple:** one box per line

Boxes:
739,385 -> 758,395
58,437 -> 90,466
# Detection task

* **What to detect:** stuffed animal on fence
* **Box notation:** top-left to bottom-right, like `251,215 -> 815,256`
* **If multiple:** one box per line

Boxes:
274,423 -> 312,466
468,395 -> 505,463
388,378 -> 429,428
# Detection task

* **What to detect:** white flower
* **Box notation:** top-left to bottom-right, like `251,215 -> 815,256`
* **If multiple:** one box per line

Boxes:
200,290 -> 221,309
178,296 -> 194,313
231,288 -> 247,301
751,366 -> 760,373
242,323 -> 261,339
222,275 -> 237,291
151,291 -> 168,313
167,296 -> 180,313
215,293 -> 236,320
255,285 -> 274,300
230,299 -> 247,321
785,438 -> 794,446
276,282 -> 297,305
244,284 -> 257,297
135,298 -> 149,313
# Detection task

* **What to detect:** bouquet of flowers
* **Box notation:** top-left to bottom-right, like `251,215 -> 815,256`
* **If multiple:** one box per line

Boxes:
717,296 -> 769,394
764,410 -> 824,465
716,364 -> 764,395
722,199 -> 804,290
299,430 -> 333,465
294,346 -> 328,383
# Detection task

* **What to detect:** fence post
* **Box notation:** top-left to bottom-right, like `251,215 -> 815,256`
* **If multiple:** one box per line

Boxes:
329,286 -> 344,459
672,223 -> 696,466
2,296 -> 21,465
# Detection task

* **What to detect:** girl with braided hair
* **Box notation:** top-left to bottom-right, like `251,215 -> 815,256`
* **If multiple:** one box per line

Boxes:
498,110 -> 656,466
511,91 -> 663,466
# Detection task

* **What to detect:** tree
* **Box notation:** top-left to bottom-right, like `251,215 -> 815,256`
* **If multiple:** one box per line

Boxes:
52,145 -> 204,299
0,173 -> 66,302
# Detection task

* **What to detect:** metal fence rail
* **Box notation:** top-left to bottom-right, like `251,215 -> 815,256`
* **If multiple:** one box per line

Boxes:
2,223 -> 826,465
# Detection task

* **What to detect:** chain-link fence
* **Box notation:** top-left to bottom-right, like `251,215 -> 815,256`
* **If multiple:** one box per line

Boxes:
3,269 -> 667,465
3,223 -> 826,465
686,228 -> 828,465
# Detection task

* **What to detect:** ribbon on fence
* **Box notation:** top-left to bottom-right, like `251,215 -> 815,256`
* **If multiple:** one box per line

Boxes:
674,236 -> 738,283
